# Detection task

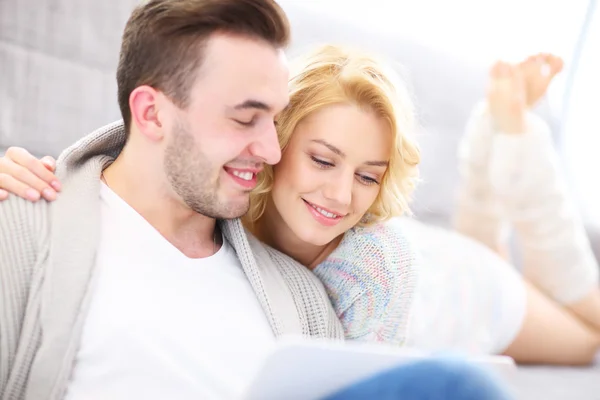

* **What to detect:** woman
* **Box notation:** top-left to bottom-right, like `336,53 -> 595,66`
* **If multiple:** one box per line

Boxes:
2,45 -> 599,365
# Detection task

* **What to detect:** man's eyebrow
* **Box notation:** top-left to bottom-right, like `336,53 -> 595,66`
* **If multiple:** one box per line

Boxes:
312,139 -> 389,167
232,99 -> 272,112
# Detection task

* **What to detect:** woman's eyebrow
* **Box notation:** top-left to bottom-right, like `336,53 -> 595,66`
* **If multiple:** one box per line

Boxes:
311,139 -> 388,166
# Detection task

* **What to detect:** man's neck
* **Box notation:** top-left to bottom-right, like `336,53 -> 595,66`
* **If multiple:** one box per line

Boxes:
102,147 -> 219,259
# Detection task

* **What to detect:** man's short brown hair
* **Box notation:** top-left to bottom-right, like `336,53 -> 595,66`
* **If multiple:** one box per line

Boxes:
116,0 -> 290,132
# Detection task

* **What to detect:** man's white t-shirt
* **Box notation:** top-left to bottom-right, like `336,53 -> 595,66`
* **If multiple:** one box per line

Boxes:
64,183 -> 275,400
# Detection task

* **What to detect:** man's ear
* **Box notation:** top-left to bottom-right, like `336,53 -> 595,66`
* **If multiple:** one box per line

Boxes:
129,85 -> 165,141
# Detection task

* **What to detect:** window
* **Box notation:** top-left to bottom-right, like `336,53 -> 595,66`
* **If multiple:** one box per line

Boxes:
562,3 -> 600,223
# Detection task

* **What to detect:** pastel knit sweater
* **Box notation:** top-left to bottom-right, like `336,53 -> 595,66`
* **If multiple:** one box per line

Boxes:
314,222 -> 419,346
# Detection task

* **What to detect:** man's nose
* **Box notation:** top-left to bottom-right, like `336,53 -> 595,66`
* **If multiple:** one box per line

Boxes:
248,122 -> 281,165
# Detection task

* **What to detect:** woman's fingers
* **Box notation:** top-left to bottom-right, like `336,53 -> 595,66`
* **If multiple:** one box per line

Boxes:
6,148 -> 60,190
0,147 -> 60,201
0,171 -> 43,201
41,156 -> 58,173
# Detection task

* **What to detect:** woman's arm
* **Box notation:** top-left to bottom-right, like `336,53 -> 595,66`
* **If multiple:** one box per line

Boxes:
314,220 -> 420,346
0,147 -> 59,201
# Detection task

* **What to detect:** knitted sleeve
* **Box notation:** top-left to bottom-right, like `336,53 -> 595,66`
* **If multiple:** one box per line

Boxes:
313,220 -> 419,346
0,195 -> 50,395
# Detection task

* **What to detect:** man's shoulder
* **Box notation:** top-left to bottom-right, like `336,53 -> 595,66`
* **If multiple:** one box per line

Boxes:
0,195 -> 51,245
0,194 -> 51,219
232,228 -> 343,338
243,231 -> 311,275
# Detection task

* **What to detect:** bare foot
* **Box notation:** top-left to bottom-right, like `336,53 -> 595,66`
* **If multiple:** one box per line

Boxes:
518,53 -> 564,108
486,53 -> 563,134
487,61 -> 527,133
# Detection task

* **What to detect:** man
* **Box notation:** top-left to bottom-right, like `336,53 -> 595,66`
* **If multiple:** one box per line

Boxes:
0,1 -> 343,399
0,1 -> 514,399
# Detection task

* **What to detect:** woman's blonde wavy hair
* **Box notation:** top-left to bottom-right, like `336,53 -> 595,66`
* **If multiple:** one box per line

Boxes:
245,44 -> 421,227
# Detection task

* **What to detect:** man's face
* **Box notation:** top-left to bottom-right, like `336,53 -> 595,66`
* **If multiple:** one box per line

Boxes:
162,33 -> 289,219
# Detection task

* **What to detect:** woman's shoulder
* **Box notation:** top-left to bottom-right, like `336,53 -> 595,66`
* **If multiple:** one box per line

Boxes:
346,217 -> 419,262
321,216 -> 420,273
315,217 -> 419,310
315,217 -> 420,343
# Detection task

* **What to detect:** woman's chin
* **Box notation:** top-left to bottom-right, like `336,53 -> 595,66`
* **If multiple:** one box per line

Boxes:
295,228 -> 342,248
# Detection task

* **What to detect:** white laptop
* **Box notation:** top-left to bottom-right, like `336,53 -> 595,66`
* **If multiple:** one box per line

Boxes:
243,337 -> 516,400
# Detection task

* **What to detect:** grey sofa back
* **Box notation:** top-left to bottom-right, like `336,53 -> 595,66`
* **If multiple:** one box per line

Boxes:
0,0 -> 138,157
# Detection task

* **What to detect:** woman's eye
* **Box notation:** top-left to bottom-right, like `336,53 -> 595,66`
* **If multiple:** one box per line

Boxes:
358,175 -> 379,185
311,156 -> 334,168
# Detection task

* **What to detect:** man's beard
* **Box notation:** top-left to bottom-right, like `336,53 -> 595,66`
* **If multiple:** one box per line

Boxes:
163,122 -> 250,219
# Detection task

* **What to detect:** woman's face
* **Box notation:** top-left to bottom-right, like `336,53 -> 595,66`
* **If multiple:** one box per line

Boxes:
270,103 -> 392,246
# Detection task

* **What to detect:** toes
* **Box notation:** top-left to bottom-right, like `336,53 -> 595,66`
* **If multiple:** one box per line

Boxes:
490,61 -> 505,78
539,54 -> 563,80
491,61 -> 513,79
523,54 -> 539,66
520,56 -> 538,76
540,63 -> 552,79
533,53 -> 563,76
548,55 -> 564,75
507,62 -> 520,76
